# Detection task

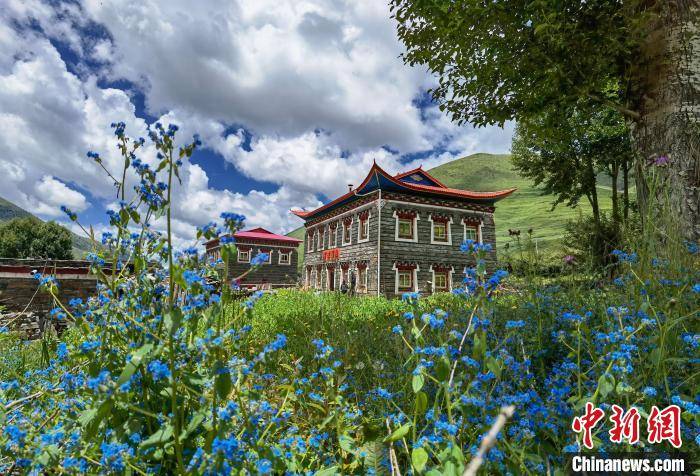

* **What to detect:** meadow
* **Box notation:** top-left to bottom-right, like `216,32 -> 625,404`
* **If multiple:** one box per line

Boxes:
0,125 -> 697,475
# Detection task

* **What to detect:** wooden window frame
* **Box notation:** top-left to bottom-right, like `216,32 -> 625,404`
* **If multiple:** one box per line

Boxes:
342,218 -> 353,246
393,211 -> 419,243
429,215 -> 452,245
393,263 -> 419,294
237,248 -> 250,263
463,221 -> 482,243
278,250 -> 291,265
358,212 -> 370,243
430,265 -> 453,293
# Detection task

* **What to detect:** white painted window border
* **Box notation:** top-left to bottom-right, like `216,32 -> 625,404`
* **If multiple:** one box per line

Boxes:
430,265 -> 454,293
237,248 -> 250,263
341,218 -> 354,246
428,214 -> 453,245
357,266 -> 369,291
278,250 -> 291,265
329,223 -> 338,248
357,211 -> 371,243
463,219 -> 483,244
318,226 -> 326,250
393,210 -> 419,243
393,263 -> 420,294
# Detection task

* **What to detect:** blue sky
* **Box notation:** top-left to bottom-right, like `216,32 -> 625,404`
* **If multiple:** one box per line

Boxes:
0,0 -> 512,247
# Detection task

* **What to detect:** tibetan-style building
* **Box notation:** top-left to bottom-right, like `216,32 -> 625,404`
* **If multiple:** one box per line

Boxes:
205,228 -> 302,289
292,163 -> 515,297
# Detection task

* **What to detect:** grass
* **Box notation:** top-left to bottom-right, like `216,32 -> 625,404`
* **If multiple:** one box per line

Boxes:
288,153 -> 617,267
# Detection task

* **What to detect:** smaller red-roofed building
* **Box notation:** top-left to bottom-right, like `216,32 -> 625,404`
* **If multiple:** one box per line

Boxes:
291,162 -> 515,297
204,228 -> 302,289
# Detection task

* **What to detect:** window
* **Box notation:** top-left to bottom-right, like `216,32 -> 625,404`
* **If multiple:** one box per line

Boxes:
358,267 -> 368,291
342,219 -> 352,245
434,272 -> 448,291
394,211 -> 418,242
433,222 -> 447,241
464,224 -> 479,242
306,267 -> 311,287
397,270 -> 413,292
358,213 -> 370,242
398,218 -> 413,239
315,269 -> 321,288
279,250 -> 291,265
318,228 -> 325,250
330,225 -> 337,247
238,248 -> 250,263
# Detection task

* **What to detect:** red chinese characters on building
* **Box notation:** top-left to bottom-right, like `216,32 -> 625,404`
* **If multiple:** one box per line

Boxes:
322,248 -> 340,262
572,402 -> 605,449
647,405 -> 682,448
608,405 -> 641,444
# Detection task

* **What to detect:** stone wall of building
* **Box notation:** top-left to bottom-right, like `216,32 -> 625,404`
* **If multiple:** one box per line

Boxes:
301,191 -> 500,298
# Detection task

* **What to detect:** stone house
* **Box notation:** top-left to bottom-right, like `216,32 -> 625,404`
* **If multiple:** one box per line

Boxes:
204,228 -> 302,289
292,163 -> 515,297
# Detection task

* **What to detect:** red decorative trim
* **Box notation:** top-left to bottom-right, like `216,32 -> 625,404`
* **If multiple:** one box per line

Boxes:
358,210 -> 370,220
430,213 -> 450,223
259,248 -> 272,253
463,217 -> 481,225
340,262 -> 350,270
343,217 -> 353,226
395,210 -> 417,219
326,264 -> 335,270
432,265 -> 452,273
237,245 -> 252,251
394,262 -> 417,270
329,222 -> 338,229
279,248 -> 293,254
356,261 -> 368,269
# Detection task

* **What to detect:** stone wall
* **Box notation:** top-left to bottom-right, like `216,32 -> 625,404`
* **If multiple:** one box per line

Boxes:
302,191 -> 500,298
0,258 -> 98,338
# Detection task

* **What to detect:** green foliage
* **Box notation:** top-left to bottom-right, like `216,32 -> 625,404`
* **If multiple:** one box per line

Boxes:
0,217 -> 73,259
390,0 -> 650,126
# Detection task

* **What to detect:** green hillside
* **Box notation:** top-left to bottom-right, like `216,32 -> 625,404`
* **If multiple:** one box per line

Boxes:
288,153 -> 612,265
428,153 -> 612,253
0,196 -> 94,257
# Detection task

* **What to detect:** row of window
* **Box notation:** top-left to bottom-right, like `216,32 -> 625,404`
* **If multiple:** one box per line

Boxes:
306,264 -> 455,294
207,247 -> 293,265
307,210 -> 482,252
305,266 -> 369,292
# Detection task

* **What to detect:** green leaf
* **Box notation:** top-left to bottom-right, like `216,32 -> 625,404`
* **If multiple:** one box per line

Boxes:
414,391 -> 428,415
314,466 -> 340,476
116,343 -> 154,387
411,447 -> 429,472
435,357 -> 450,382
384,423 -> 412,442
597,373 -> 615,399
214,362 -> 232,400
412,372 -> 425,393
486,355 -> 502,379
140,424 -> 174,449
338,434 -> 356,453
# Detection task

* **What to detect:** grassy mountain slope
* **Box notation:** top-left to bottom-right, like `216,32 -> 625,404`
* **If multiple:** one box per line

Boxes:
0,196 -> 94,257
288,153 -> 613,265
428,153 -> 612,253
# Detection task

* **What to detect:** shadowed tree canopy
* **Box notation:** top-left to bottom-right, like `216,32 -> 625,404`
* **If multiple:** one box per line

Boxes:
391,0 -> 699,240
0,217 -> 73,260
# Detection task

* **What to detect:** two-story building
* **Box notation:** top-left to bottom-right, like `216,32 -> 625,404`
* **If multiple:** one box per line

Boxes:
205,228 -> 302,289
292,163 -> 515,297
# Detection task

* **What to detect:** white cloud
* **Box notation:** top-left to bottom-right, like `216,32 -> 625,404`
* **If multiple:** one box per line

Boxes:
32,175 -> 88,217
0,0 -> 514,250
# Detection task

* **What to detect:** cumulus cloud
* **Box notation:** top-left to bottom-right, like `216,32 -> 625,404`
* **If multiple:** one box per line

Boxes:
0,0 -> 514,249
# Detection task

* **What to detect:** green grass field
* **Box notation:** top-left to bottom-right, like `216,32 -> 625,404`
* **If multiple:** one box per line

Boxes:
288,153 -> 613,266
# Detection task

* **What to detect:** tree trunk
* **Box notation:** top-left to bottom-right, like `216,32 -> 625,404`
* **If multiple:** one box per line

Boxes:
630,1 -> 700,241
623,161 -> 630,221
611,162 -> 620,226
